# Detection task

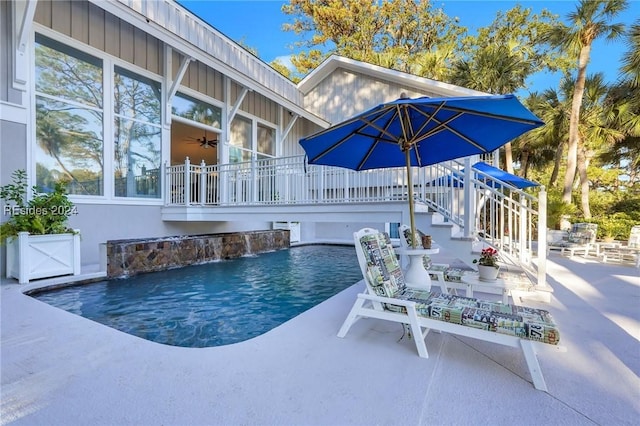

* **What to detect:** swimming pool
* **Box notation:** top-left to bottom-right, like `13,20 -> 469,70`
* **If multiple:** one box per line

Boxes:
32,245 -> 362,348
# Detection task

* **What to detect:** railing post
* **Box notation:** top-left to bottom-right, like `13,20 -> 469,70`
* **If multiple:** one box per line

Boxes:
184,157 -> 191,206
219,163 -> 228,205
318,166 -> 325,203
519,194 -> 527,263
344,168 -> 349,201
164,160 -> 170,205
537,186 -> 548,287
200,160 -> 207,206
463,157 -> 474,237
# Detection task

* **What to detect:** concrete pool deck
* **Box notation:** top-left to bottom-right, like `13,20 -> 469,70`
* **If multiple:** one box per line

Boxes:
1,251 -> 639,425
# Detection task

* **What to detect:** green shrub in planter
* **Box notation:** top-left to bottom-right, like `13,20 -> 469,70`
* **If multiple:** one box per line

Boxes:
1,170 -> 76,242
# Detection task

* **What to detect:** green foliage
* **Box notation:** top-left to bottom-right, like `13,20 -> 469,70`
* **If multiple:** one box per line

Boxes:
281,0 -> 466,78
569,189 -> 640,239
0,170 -> 76,243
574,213 -> 637,240
546,189 -> 577,229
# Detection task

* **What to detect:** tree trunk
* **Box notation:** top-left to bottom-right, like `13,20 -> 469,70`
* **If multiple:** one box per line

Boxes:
562,44 -> 591,203
521,149 -> 529,178
504,142 -> 514,174
577,144 -> 591,218
549,141 -> 564,187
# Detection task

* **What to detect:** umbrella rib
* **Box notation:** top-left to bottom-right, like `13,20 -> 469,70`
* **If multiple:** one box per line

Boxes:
407,102 -> 445,140
356,107 -> 401,169
430,104 -> 542,125
413,113 -> 487,151
405,102 -> 448,166
306,107 -> 395,162
357,108 -> 401,143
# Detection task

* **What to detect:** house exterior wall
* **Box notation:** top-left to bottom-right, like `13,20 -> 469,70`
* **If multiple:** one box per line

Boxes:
1,1 -> 26,278
102,0 -> 304,108
1,0 -> 485,278
0,0 -> 320,272
35,0 -> 163,74
1,0 -> 22,104
303,68 -> 441,124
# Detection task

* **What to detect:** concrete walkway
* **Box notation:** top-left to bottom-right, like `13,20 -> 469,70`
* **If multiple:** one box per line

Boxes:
1,253 -> 639,425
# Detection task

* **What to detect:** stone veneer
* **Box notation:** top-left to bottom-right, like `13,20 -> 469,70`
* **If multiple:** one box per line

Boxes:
106,230 -> 290,278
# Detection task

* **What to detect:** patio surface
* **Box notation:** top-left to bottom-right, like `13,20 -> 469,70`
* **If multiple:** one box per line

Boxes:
1,251 -> 639,425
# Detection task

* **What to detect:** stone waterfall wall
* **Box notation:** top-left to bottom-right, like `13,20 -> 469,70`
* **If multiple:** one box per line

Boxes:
106,230 -> 290,278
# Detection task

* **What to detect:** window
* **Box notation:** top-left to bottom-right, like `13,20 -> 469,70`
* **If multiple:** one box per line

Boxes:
257,124 -> 275,159
388,223 -> 401,239
113,67 -> 162,198
34,35 -> 163,200
34,35 -> 104,195
172,93 -> 221,128
229,116 -> 252,163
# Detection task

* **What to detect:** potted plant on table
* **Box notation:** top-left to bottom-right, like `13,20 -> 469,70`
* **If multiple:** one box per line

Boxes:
473,247 -> 500,281
1,170 -> 80,284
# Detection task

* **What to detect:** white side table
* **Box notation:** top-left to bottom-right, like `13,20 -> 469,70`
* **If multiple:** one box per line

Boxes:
460,274 -> 512,304
395,247 -> 440,291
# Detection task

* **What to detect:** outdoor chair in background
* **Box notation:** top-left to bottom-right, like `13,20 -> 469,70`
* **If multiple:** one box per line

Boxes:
338,227 -> 564,391
548,223 -> 598,257
600,225 -> 640,268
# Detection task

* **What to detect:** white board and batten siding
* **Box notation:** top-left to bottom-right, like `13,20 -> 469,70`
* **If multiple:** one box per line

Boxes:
34,0 -> 300,131
34,0 -> 163,75
304,68 -> 443,125
114,0 -> 303,106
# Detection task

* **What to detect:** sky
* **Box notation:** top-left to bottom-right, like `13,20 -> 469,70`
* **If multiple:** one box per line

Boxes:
177,0 -> 640,94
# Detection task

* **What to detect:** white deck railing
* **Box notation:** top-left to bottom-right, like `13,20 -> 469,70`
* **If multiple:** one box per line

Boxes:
165,155 -> 548,284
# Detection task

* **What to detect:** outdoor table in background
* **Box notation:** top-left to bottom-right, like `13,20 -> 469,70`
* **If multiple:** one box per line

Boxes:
593,241 -> 621,257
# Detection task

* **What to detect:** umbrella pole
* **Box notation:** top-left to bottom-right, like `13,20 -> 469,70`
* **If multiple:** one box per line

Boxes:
405,149 -> 417,249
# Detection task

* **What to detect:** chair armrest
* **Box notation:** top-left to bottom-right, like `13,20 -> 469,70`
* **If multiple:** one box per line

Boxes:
357,292 -> 416,308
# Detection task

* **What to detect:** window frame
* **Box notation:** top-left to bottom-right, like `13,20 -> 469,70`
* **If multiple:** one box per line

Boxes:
32,26 -> 165,206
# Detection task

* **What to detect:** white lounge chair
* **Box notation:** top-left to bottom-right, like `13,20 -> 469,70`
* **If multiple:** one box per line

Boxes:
601,225 -> 640,267
548,222 -> 598,257
338,228 -> 564,391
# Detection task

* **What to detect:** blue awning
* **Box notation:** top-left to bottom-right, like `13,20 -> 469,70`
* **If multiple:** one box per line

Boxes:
472,162 -> 539,189
431,162 -> 540,189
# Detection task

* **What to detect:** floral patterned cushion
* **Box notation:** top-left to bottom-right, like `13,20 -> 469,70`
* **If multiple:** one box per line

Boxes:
396,292 -> 560,345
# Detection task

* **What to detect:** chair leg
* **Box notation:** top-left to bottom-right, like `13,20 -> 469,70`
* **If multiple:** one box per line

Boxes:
520,340 -> 547,392
407,306 -> 429,358
337,297 -> 366,338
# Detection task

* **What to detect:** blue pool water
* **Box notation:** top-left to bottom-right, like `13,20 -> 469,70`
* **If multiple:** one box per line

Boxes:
33,245 -> 362,348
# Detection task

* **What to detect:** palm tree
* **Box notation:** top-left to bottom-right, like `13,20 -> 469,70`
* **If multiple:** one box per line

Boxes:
544,0 -> 628,204
514,92 -> 563,180
575,73 -> 623,218
450,43 -> 531,173
602,19 -> 640,186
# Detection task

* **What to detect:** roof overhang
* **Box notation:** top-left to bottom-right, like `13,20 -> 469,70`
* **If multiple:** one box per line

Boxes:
89,0 -> 330,128
298,55 -> 489,98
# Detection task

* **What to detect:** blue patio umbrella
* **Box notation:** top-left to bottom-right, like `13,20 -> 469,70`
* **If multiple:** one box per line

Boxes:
299,94 -> 544,246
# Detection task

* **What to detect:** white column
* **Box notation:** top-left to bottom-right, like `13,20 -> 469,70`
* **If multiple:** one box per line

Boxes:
463,157 -> 475,237
537,186 -> 548,287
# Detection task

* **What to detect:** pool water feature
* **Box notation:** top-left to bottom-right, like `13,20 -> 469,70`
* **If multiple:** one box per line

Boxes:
32,245 -> 362,348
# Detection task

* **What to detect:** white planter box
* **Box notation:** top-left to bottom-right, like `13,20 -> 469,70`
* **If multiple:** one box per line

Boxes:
6,231 -> 81,284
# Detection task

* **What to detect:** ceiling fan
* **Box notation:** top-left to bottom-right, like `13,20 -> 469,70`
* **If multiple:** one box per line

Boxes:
186,131 -> 218,149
